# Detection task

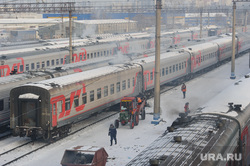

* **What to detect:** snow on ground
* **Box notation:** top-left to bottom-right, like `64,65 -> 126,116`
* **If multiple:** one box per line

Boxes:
7,54 -> 250,166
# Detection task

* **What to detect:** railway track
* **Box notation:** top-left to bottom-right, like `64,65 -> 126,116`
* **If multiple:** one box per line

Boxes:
0,111 -> 117,166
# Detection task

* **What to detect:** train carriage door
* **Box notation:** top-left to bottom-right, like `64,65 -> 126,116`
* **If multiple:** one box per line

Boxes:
136,72 -> 143,94
18,94 -> 40,127
50,95 -> 65,127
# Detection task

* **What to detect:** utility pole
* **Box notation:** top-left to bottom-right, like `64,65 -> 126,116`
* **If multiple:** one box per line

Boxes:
230,1 -> 236,79
69,10 -> 73,64
152,0 -> 161,125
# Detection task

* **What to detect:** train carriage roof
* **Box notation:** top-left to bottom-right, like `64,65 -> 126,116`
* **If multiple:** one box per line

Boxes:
21,63 -> 140,90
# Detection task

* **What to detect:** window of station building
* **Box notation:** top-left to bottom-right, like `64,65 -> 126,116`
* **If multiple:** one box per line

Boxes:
90,90 -> 94,102
31,63 -> 35,70
74,96 -> 79,107
104,51 -> 106,56
56,59 -> 59,65
162,68 -> 165,76
104,86 -> 108,97
36,62 -> 40,69
82,92 -> 87,104
116,82 -> 120,92
110,84 -> 114,95
101,52 -> 103,57
0,99 -> 3,111
122,80 -> 126,90
52,59 -> 55,66
107,50 -> 109,56
60,58 -> 63,64
179,63 -> 181,70
20,65 -> 24,72
97,88 -> 101,99
128,79 -> 130,88
47,60 -> 50,67
65,99 -> 70,110
150,72 -> 153,80
42,61 -> 45,68
166,67 -> 168,75
26,64 -> 29,71
97,52 -> 100,57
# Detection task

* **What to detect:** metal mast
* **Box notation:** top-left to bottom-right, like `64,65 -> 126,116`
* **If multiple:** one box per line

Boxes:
152,0 -> 161,125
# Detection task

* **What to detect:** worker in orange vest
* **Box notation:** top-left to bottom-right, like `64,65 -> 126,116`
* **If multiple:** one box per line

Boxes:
181,83 -> 186,99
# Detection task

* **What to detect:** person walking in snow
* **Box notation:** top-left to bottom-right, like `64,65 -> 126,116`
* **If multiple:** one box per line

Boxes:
108,124 -> 117,146
181,83 -> 186,98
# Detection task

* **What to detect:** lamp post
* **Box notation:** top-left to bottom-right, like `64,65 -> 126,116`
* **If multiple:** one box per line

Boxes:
230,1 -> 236,79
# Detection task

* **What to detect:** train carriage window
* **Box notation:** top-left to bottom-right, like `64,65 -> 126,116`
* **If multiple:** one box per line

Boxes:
97,52 -> 100,57
80,54 -> 82,60
91,53 -> 93,58
184,61 -> 186,68
20,65 -> 23,72
56,59 -> 59,65
65,99 -> 70,110
116,82 -> 120,92
150,72 -> 153,80
107,50 -> 109,56
179,63 -> 181,70
176,64 -> 178,71
87,54 -> 89,59
162,68 -> 165,76
90,90 -> 94,102
36,62 -> 40,69
26,64 -> 29,71
74,96 -> 79,107
169,66 -> 172,73
94,52 -> 96,58
42,61 -> 45,68
101,52 -> 103,57
110,84 -> 114,95
0,99 -> 3,111
82,92 -> 87,104
133,77 -> 135,87
57,101 -> 62,114
166,67 -> 168,75
128,79 -> 130,88
182,62 -> 184,69
31,63 -> 35,70
104,86 -> 108,97
122,80 -> 126,90
97,88 -> 101,99
47,60 -> 50,67
51,60 -> 54,66
60,58 -> 63,64
104,51 -> 106,56
172,65 -> 175,72
110,50 -> 112,55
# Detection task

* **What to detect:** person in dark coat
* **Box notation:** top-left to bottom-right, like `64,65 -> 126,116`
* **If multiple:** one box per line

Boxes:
108,124 -> 117,146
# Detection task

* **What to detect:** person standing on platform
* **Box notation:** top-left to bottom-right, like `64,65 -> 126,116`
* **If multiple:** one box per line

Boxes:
181,83 -> 186,99
108,124 -> 117,146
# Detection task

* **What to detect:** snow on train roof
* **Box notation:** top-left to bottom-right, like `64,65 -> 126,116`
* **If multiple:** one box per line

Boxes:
199,74 -> 250,117
25,64 -> 139,90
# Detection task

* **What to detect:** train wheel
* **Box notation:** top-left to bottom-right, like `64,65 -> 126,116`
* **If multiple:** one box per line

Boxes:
141,108 -> 146,120
130,115 -> 135,129
115,119 -> 119,128
135,113 -> 139,126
